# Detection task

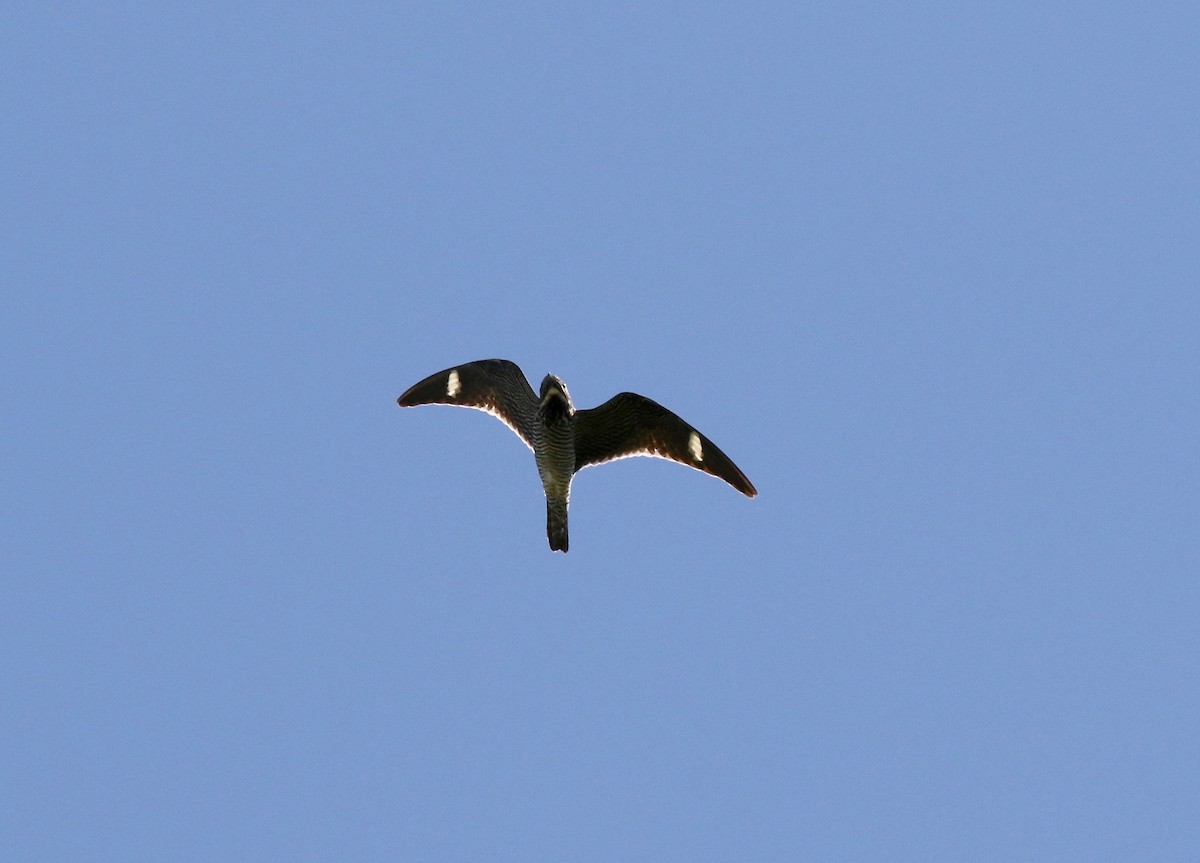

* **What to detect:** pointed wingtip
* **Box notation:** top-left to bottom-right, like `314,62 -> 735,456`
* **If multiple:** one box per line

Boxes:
734,474 -> 757,497
726,467 -> 757,498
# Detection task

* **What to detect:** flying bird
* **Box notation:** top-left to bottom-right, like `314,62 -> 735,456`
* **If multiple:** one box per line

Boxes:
396,359 -> 757,552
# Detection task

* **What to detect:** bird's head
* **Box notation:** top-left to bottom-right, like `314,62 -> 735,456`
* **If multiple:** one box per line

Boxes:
539,374 -> 574,418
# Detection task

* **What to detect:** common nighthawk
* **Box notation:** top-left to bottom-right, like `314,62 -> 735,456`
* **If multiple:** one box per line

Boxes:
396,359 -> 757,552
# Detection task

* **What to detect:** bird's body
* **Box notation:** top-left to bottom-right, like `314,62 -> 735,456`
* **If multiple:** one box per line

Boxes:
534,375 -> 575,551
396,359 -> 756,552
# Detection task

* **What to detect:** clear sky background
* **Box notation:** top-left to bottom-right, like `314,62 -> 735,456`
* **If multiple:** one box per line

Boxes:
3,3 -> 1197,860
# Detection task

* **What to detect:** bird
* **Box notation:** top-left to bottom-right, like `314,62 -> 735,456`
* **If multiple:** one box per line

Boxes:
396,359 -> 757,552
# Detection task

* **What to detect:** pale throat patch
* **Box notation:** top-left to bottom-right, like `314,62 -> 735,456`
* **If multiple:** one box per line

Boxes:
688,431 -> 704,461
447,369 -> 462,398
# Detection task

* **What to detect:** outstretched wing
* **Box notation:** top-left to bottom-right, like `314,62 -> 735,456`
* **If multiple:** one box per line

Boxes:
397,359 -> 538,450
573,392 -> 757,497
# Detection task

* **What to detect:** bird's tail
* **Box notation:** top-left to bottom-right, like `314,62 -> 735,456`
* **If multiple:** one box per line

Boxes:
546,499 -> 569,552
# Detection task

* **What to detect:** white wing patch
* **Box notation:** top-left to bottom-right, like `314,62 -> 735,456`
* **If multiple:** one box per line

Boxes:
688,431 -> 704,462
446,369 -> 462,398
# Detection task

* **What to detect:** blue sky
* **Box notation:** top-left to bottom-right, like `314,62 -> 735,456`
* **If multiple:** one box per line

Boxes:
3,3 -> 1197,860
